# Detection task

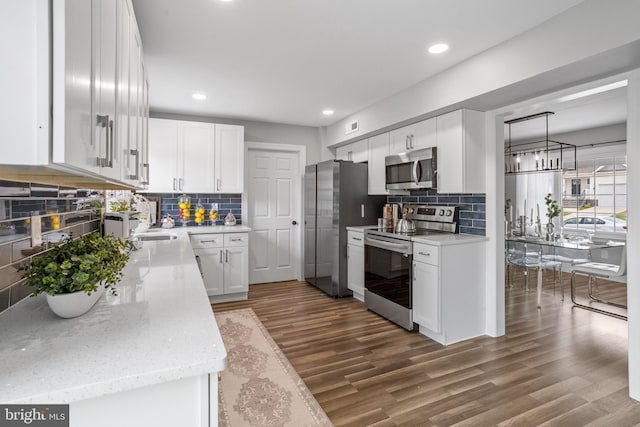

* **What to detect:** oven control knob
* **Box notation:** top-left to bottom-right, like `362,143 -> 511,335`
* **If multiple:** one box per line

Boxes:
446,209 -> 453,216
439,209 -> 445,216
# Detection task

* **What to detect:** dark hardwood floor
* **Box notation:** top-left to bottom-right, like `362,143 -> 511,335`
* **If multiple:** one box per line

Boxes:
213,271 -> 639,426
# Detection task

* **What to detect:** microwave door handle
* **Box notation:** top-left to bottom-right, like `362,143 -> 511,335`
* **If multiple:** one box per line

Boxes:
412,160 -> 422,185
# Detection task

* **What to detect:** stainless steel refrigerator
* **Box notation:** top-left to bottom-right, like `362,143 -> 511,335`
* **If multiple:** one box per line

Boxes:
304,160 -> 386,297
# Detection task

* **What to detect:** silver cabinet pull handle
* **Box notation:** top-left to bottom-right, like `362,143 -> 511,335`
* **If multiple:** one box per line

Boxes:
405,135 -> 409,150
219,250 -> 223,263
410,134 -> 414,150
107,118 -> 114,167
199,240 -> 219,244
418,251 -> 430,256
128,149 -> 139,180
142,163 -> 149,185
95,114 -> 109,167
225,249 -> 229,263
216,179 -> 221,192
230,238 -> 242,242
352,237 -> 362,241
173,178 -> 177,191
179,178 -> 184,191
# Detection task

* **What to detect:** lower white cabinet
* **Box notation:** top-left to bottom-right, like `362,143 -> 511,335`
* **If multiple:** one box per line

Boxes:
191,232 -> 248,302
412,239 -> 485,345
347,230 -> 365,301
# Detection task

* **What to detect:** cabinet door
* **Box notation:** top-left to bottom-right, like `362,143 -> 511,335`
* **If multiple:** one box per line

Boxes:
411,118 -> 437,151
335,145 -> 350,161
52,0 -> 98,174
436,110 -> 464,193
368,133 -> 389,195
214,124 -> 244,193
140,70 -> 150,186
347,244 -> 365,295
124,25 -> 143,183
413,261 -> 440,333
147,119 -> 178,192
224,246 -> 248,294
116,0 -> 132,182
178,121 -> 215,192
93,0 -> 119,180
390,125 -> 411,154
195,248 -> 224,296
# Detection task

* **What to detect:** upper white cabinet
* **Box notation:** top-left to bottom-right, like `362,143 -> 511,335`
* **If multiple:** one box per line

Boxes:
390,118 -> 436,154
367,133 -> 390,195
146,119 -> 244,193
0,0 -> 148,188
215,124 -> 245,193
336,139 -> 368,163
436,109 -> 485,194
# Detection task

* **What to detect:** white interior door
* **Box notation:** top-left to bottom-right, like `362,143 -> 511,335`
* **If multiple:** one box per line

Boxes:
248,149 -> 301,284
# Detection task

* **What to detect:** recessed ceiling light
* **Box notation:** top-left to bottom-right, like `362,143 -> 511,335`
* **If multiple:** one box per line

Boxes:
192,93 -> 207,100
322,109 -> 334,116
428,43 -> 449,54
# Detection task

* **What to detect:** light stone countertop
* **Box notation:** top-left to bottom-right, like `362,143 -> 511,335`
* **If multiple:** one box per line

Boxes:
0,225 -> 251,404
411,233 -> 488,246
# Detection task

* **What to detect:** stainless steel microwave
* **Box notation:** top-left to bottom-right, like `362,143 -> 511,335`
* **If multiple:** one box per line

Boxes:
385,147 -> 437,190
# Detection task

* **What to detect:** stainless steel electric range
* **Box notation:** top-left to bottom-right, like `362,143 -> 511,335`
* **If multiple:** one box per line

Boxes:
363,205 -> 458,330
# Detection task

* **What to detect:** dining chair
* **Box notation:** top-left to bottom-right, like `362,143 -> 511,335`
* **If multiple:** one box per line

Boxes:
569,243 -> 627,319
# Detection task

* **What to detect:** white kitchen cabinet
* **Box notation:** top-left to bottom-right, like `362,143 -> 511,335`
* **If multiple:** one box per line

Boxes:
390,118 -> 436,154
146,119 -> 244,193
147,119 -> 178,192
178,122 -> 216,193
412,239 -> 485,345
336,139 -> 368,163
412,245 -> 440,333
367,133 -> 390,195
347,230 -> 366,301
436,109 -> 485,194
190,233 -> 249,302
214,124 -> 245,193
0,0 -> 146,188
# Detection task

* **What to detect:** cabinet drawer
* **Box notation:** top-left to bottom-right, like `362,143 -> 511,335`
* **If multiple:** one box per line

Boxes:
347,231 -> 365,248
224,233 -> 248,247
413,242 -> 439,265
190,233 -> 224,249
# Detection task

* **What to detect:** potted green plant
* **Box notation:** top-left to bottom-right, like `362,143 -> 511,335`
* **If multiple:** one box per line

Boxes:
22,232 -> 130,318
544,193 -> 561,240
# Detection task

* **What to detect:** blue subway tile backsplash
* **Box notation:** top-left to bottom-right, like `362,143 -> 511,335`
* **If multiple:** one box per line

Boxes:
387,189 -> 486,236
145,193 -> 243,226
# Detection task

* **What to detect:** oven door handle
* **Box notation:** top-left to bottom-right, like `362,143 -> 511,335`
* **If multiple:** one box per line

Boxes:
365,235 -> 411,254
412,160 -> 422,186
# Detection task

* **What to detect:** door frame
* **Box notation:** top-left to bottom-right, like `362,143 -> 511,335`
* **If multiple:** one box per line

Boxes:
484,69 -> 640,400
244,142 -> 307,282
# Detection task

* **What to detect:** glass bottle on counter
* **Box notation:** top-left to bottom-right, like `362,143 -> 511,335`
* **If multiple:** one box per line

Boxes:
177,194 -> 191,226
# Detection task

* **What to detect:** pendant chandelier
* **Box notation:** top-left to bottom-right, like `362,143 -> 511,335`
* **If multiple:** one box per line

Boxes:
504,111 -> 576,174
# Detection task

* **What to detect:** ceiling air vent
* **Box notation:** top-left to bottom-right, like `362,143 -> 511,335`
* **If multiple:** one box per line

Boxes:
345,119 -> 359,135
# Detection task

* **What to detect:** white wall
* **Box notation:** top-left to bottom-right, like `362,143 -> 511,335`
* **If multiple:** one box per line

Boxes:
322,0 -> 640,149
151,112 -> 321,165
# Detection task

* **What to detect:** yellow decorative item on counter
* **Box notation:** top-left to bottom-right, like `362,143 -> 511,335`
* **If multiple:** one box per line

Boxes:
195,201 -> 205,225
177,194 -> 191,226
209,203 -> 219,224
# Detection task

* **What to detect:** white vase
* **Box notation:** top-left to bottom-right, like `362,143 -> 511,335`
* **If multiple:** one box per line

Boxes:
46,285 -> 105,319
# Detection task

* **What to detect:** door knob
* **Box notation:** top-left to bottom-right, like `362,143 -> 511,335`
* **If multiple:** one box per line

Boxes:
292,220 -> 298,225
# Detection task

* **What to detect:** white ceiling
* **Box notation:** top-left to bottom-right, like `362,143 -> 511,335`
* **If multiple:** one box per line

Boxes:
132,0 -> 584,127
504,86 -> 628,142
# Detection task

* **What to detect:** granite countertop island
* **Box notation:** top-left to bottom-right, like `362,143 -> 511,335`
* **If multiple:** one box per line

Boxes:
0,226 -> 249,407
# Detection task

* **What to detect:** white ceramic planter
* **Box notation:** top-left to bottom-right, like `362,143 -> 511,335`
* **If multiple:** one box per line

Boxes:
46,285 -> 105,319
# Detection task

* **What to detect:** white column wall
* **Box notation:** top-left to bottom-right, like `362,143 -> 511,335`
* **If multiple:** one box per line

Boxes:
627,69 -> 640,400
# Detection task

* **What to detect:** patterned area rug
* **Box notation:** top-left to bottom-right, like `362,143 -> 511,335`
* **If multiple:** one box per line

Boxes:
216,308 -> 333,427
